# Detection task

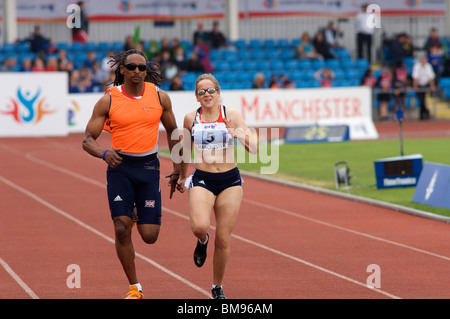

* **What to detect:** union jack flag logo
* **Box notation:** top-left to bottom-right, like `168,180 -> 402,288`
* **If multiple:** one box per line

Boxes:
145,200 -> 155,208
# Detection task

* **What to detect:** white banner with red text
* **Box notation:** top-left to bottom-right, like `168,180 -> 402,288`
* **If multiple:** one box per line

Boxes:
65,86 -> 377,140
3,0 -> 444,22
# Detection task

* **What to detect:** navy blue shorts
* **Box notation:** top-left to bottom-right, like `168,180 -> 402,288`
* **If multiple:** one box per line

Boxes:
187,167 -> 243,196
106,153 -> 161,225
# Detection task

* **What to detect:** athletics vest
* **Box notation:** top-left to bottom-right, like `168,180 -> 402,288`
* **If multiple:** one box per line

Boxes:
191,105 -> 233,151
105,82 -> 162,154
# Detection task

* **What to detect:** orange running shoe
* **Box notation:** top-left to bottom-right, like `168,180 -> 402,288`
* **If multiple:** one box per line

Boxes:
125,285 -> 143,299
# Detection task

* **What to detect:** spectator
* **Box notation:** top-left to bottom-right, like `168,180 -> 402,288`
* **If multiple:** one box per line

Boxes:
423,28 -> 443,56
403,34 -> 414,57
170,38 -> 181,58
0,56 -> 18,72
147,40 -> 160,60
279,74 -> 295,88
26,25 -> 51,53
252,73 -> 266,89
124,35 -> 135,51
323,20 -> 343,49
295,32 -> 319,60
375,65 -> 394,120
174,47 -> 188,73
313,31 -> 336,60
392,60 -> 410,115
360,68 -> 376,87
269,74 -> 280,88
314,67 -> 335,87
390,33 -> 409,62
193,37 -> 214,72
31,57 -> 46,72
157,37 -> 172,60
91,60 -> 108,87
193,22 -> 209,46
69,70 -> 81,93
72,1 -> 89,43
428,46 -> 444,80
169,74 -> 184,91
187,51 -> 205,73
412,55 -> 436,120
57,49 -> 70,68
46,56 -> 58,71
209,21 -> 227,50
20,58 -> 32,72
355,3 -> 374,63
83,50 -> 97,70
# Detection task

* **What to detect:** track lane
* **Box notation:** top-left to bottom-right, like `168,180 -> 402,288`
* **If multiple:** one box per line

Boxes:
1,132 -> 450,299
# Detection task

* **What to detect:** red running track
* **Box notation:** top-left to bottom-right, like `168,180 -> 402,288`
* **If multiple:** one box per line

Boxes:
1,120 -> 450,299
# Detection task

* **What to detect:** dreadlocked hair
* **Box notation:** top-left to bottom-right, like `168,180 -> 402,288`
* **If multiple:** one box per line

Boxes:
108,49 -> 164,87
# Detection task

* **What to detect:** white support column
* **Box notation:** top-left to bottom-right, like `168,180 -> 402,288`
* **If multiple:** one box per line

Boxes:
225,0 -> 239,41
2,0 -> 18,43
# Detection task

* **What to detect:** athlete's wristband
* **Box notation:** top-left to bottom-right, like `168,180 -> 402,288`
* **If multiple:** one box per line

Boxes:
102,150 -> 108,161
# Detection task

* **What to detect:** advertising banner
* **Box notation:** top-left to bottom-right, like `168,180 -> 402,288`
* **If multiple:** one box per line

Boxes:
0,72 -> 68,137
3,0 -> 444,22
68,86 -> 377,140
412,162 -> 450,210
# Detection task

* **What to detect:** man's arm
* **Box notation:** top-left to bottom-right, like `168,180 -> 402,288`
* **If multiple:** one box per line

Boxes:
82,94 -> 122,167
159,89 -> 182,198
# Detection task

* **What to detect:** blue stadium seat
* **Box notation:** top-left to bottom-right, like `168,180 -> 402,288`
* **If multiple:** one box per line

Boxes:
270,59 -> 284,70
213,61 -> 230,72
248,39 -> 263,49
333,69 -> 345,80
71,42 -> 84,52
263,39 -> 276,49
15,42 -> 30,52
326,59 -> 340,69
297,59 -> 312,70
237,49 -> 250,60
279,48 -> 294,60
264,49 -> 279,60
312,59 -> 325,69
230,60 -> 244,72
222,50 -> 237,61
234,39 -> 247,50
210,50 -> 222,61
250,49 -> 265,60
284,59 -> 298,70
439,77 -> 450,88
243,60 -> 258,71
277,39 -> 290,48
256,60 -> 270,70
345,68 -> 359,80
355,58 -> 369,70
84,42 -> 97,51
340,59 -> 355,69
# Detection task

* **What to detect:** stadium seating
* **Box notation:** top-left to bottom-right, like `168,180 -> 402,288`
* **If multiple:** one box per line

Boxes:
0,38 -> 367,92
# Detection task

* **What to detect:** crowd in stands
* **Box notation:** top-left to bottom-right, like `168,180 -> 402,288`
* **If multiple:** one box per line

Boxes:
1,18 -> 449,117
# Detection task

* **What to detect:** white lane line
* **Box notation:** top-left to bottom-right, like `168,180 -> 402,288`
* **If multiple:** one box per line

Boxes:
0,257 -> 39,299
244,199 -> 450,262
0,175 -> 211,299
14,152 -> 406,298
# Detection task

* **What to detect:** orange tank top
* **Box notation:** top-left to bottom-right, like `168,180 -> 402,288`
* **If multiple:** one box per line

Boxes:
105,82 -> 163,154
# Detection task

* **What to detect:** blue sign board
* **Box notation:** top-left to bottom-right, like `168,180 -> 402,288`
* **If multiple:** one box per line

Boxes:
374,154 -> 423,189
412,162 -> 450,209
284,124 -> 349,143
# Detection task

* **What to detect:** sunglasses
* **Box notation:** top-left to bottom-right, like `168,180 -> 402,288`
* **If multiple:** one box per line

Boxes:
197,87 -> 217,96
124,63 -> 147,72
